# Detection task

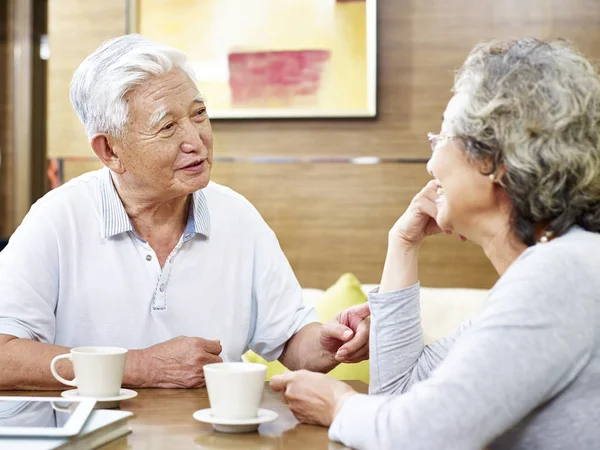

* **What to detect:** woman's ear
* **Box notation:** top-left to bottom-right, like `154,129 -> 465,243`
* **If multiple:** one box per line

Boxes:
90,134 -> 125,174
488,163 -> 507,187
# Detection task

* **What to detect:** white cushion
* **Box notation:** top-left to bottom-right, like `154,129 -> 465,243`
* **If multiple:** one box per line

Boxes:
419,287 -> 487,344
301,288 -> 326,308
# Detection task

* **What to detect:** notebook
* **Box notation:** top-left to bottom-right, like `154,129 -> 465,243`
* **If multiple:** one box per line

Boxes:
0,409 -> 133,450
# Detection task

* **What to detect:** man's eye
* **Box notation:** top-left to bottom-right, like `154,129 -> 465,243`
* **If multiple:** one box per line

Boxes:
162,123 -> 174,131
196,108 -> 206,116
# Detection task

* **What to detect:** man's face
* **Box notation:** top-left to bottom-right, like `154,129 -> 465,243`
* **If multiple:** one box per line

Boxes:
112,69 -> 213,200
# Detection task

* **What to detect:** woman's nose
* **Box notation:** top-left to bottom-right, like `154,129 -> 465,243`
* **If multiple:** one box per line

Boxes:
426,158 -> 435,177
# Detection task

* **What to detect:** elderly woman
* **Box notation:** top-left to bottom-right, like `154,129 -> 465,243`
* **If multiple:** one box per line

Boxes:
271,38 -> 600,449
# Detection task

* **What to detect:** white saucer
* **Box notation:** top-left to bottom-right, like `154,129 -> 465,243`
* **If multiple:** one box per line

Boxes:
61,388 -> 138,409
192,408 -> 278,433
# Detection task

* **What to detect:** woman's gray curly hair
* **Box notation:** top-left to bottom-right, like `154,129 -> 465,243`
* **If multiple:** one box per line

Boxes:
449,38 -> 600,246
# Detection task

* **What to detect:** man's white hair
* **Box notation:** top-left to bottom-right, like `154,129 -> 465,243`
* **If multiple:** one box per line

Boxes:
70,34 -> 198,140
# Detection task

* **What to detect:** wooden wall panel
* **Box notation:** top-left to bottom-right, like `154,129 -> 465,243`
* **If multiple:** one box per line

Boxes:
47,0 -> 126,159
0,0 -> 13,237
46,0 -> 600,289
211,162 -> 497,289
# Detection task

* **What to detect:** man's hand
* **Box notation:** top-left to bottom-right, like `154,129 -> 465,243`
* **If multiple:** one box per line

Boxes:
270,370 -> 357,427
138,336 -> 223,388
319,303 -> 370,363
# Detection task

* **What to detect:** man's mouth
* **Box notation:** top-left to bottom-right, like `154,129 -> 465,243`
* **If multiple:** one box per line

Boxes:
180,159 -> 206,171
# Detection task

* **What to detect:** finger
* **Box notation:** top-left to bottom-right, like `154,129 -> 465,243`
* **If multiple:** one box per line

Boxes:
417,180 -> 443,205
420,182 -> 441,203
206,354 -> 223,364
321,321 -> 353,342
280,392 -> 288,404
349,303 -> 370,321
270,371 -> 295,391
417,199 -> 444,235
202,339 -> 222,355
336,320 -> 369,357
418,196 -> 440,220
424,218 -> 444,236
337,343 -> 369,363
423,179 -> 441,193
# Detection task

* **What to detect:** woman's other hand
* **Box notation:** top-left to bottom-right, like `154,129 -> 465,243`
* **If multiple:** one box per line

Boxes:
390,179 -> 445,249
270,370 -> 357,427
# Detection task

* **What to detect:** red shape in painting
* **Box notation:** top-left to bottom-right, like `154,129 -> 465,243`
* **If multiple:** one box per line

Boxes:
228,50 -> 331,107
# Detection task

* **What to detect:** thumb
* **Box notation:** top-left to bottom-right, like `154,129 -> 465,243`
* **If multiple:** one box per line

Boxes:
352,302 -> 370,320
204,339 -> 222,355
322,321 -> 354,341
270,371 -> 295,392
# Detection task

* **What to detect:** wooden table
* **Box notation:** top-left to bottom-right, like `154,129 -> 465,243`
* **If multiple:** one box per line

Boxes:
1,381 -> 368,449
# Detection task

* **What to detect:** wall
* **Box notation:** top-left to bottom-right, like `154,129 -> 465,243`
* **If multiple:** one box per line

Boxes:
47,0 -> 126,160
47,0 -> 600,289
0,0 -> 13,237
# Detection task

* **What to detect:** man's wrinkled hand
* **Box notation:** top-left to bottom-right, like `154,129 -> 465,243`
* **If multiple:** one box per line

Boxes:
142,336 -> 222,388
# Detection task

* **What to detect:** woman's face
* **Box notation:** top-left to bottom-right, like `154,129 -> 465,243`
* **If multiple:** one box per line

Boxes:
427,94 -> 498,234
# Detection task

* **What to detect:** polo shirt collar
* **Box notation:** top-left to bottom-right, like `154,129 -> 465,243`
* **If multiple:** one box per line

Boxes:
99,168 -> 210,239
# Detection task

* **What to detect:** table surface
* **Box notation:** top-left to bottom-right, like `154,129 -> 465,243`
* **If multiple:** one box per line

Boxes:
0,380 -> 368,449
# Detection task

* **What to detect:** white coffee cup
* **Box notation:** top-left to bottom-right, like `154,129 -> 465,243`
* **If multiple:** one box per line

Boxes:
203,362 -> 267,420
50,346 -> 127,397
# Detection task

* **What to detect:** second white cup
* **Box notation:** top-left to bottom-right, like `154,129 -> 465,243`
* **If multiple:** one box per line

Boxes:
203,362 -> 267,420
50,346 -> 127,397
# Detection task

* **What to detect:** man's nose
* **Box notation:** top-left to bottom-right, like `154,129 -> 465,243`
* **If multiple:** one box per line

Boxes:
181,122 -> 202,153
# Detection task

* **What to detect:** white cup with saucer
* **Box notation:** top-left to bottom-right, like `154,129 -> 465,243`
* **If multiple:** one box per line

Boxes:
50,346 -> 137,408
193,362 -> 278,433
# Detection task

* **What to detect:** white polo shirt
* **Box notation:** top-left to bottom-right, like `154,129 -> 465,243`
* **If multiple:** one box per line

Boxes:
0,168 -> 317,361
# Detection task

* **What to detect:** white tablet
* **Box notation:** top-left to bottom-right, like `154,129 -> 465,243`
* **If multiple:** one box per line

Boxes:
0,397 -> 96,437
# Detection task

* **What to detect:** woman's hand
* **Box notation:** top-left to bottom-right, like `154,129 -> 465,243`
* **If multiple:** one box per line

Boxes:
380,180 -> 459,292
320,303 -> 370,363
389,179 -> 445,249
270,370 -> 358,427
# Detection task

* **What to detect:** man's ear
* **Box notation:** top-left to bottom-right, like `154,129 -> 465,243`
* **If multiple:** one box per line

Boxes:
90,134 -> 125,174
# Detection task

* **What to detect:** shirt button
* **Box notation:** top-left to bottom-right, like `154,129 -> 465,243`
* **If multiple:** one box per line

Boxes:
146,255 -> 152,261
159,284 -> 165,292
184,233 -> 193,240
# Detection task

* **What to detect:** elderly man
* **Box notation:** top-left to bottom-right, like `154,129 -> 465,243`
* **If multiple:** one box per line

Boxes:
0,34 -> 370,390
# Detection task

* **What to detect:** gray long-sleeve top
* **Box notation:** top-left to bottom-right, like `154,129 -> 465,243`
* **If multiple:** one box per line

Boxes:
329,227 -> 600,449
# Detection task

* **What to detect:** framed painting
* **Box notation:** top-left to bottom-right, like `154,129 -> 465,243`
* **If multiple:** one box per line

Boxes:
127,0 -> 377,119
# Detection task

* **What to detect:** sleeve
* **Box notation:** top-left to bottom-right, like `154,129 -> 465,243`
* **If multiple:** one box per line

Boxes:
247,219 -> 318,362
0,201 -> 59,343
369,282 -> 471,395
329,250 -> 595,450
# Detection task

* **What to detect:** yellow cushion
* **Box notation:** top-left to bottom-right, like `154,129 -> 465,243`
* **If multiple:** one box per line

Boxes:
244,273 -> 370,383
